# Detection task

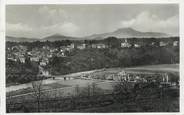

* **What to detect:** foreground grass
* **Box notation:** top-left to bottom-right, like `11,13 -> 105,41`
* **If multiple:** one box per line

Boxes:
7,83 -> 69,97
7,64 -> 179,98
7,85 -> 179,112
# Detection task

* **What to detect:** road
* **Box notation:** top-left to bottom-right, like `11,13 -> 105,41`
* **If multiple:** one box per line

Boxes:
6,69 -> 99,92
7,80 -> 115,99
6,64 -> 179,97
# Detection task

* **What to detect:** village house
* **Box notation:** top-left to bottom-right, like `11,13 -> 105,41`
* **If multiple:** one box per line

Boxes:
7,53 -> 14,59
7,57 -> 17,62
67,43 -> 75,49
92,43 -> 107,49
134,43 -> 141,48
150,42 -> 157,47
40,69 -> 50,76
27,51 -> 32,56
106,74 -> 115,80
60,49 -> 64,53
30,56 -> 39,62
18,56 -> 26,63
38,66 -> 50,76
173,41 -> 179,46
42,46 -> 50,50
58,43 -> 75,52
84,44 -> 92,49
121,39 -> 131,48
11,46 -> 19,52
159,41 -> 167,47
40,61 -> 47,66
76,43 -> 86,50
91,44 -> 97,49
12,45 -> 27,52
39,58 -> 49,66
57,52 -> 65,57
50,48 -> 58,53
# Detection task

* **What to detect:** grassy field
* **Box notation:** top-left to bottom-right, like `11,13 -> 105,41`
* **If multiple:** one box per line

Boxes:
125,64 -> 179,73
6,64 -> 179,98
7,83 -> 179,112
6,64 -> 179,112
7,83 -> 69,97
89,64 -> 179,80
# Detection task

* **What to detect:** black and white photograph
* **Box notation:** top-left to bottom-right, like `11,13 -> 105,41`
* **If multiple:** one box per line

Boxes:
5,4 -> 180,113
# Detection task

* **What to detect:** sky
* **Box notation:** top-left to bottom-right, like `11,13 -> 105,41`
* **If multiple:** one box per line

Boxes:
6,4 -> 179,38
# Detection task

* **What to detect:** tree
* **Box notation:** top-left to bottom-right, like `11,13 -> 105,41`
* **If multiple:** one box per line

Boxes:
113,80 -> 133,104
104,37 -> 120,48
91,82 -> 97,96
32,80 -> 43,112
75,84 -> 80,97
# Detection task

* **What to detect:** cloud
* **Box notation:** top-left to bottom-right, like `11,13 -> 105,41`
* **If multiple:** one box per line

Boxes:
6,23 -> 33,32
6,21 -> 80,38
42,22 -> 80,37
38,6 -> 68,26
6,5 -> 79,37
59,22 -> 79,35
120,11 -> 179,35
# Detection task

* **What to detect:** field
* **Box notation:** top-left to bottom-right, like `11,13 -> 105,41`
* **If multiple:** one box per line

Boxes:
7,64 -> 179,96
125,64 -> 179,73
6,64 -> 179,112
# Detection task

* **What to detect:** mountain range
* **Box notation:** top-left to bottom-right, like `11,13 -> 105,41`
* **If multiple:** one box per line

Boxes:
6,36 -> 39,42
86,28 -> 169,40
6,27 -> 170,42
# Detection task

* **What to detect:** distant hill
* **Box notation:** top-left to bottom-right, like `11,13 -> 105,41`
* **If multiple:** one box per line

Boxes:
6,36 -> 39,42
42,34 -> 80,41
6,34 -> 80,42
6,27 -> 171,42
86,27 -> 169,40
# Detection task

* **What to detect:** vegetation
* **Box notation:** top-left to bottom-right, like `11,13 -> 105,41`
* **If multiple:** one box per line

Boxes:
6,37 -> 179,84
32,80 -> 43,112
7,81 -> 179,112
112,81 -> 179,112
46,45 -> 179,75
6,37 -> 179,112
6,57 -> 41,85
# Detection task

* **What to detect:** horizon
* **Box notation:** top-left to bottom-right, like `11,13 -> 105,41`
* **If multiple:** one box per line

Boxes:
6,4 -> 179,39
6,27 -> 174,39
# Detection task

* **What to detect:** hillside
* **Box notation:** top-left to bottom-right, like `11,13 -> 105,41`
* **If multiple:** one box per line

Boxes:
6,27 -> 171,42
87,27 -> 169,39
6,36 -> 39,42
42,34 -> 80,41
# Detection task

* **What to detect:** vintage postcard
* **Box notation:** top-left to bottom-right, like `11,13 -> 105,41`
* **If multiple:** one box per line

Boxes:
1,0 -> 183,114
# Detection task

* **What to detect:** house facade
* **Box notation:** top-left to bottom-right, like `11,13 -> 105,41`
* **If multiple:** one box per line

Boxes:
121,39 -> 131,48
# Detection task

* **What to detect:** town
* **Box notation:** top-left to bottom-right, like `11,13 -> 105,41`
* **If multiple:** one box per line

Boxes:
6,37 -> 179,84
6,36 -> 179,112
5,4 -> 180,113
6,37 -> 179,73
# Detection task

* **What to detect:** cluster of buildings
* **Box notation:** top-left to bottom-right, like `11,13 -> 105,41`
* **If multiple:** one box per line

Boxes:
6,43 -> 76,64
6,45 -> 27,63
116,71 -> 178,87
6,39 -> 179,67
79,70 -> 178,87
72,39 -> 179,49
121,39 -> 179,48
74,39 -> 179,49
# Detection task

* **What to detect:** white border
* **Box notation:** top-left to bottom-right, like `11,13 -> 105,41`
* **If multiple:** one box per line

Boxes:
179,0 -> 184,114
5,0 -> 180,4
0,0 -> 6,115
1,0 -> 184,115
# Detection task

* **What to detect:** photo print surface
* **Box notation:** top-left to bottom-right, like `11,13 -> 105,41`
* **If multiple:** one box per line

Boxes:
6,4 -> 179,113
